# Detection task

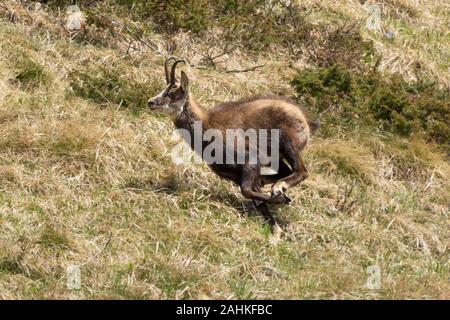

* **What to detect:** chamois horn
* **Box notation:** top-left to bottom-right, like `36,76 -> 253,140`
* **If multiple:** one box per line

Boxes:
164,57 -> 177,85
170,59 -> 186,86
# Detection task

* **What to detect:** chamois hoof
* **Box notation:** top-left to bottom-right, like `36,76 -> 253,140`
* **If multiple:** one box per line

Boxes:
269,193 -> 291,204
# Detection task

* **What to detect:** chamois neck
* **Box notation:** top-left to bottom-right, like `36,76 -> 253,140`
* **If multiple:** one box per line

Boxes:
174,94 -> 208,130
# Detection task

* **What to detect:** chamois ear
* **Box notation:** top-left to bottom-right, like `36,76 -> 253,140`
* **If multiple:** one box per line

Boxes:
180,71 -> 189,93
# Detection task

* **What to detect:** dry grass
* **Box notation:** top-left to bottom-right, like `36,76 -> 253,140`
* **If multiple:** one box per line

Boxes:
0,0 -> 448,299
303,0 -> 450,86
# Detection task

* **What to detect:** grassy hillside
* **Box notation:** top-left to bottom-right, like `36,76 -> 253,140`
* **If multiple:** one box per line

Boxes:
0,0 -> 448,299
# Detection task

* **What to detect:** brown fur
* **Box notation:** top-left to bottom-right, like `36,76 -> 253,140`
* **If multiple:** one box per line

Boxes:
148,61 -> 318,229
212,95 -> 319,133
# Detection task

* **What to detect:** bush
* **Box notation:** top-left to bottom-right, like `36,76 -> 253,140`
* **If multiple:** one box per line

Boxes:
115,0 -> 312,53
127,0 -> 212,34
291,64 -> 450,147
45,1 -> 371,62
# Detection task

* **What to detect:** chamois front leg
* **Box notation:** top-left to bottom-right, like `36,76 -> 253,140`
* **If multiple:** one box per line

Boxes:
241,165 -> 291,205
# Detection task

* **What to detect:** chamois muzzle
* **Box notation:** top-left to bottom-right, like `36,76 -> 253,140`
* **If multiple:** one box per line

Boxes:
148,100 -> 157,109
148,95 -> 165,110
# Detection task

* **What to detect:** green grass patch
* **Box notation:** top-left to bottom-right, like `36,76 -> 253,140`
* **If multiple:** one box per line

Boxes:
39,225 -> 70,250
11,55 -> 51,89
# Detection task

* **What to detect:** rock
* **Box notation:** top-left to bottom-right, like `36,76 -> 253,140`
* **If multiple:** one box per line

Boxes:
66,5 -> 85,32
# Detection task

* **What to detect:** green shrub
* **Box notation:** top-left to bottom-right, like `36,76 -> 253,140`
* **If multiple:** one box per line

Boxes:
115,0 -> 312,53
116,0 -> 212,34
291,64 -> 450,147
294,64 -> 352,97
45,1 -> 371,61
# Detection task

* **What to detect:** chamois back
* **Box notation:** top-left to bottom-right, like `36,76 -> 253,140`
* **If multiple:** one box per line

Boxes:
206,95 -> 316,137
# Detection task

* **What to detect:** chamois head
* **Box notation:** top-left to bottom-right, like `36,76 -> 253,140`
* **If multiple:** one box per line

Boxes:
148,57 -> 189,116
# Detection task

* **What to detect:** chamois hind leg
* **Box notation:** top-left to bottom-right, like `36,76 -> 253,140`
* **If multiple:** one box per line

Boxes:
252,200 -> 276,227
271,130 -> 309,198
251,200 -> 283,238
240,166 -> 285,235
251,177 -> 284,233
240,165 -> 291,205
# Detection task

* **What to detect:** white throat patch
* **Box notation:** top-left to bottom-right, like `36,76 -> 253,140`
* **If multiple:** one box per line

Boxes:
170,97 -> 187,114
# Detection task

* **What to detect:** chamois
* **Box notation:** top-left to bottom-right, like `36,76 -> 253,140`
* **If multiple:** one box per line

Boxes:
148,58 -> 318,229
